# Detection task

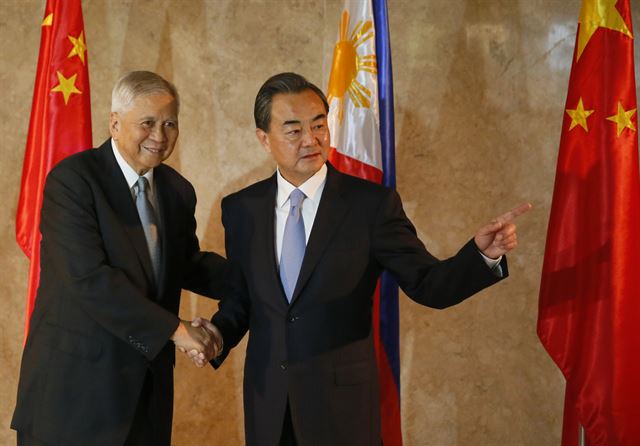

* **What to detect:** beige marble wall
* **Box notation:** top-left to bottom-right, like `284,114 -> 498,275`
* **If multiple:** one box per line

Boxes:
1,0 -> 638,444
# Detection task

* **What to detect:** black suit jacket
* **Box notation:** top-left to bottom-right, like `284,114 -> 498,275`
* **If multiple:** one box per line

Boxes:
11,140 -> 232,446
212,164 -> 507,446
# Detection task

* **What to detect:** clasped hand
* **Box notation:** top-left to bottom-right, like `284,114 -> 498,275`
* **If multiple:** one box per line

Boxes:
171,318 -> 223,367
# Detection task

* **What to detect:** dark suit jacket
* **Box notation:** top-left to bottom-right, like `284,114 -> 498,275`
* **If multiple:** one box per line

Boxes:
212,163 -> 508,446
11,140 -> 233,446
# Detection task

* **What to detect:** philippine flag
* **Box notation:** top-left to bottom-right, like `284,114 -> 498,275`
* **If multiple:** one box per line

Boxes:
326,0 -> 401,444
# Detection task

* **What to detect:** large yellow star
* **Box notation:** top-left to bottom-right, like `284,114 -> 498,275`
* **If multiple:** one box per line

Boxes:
576,0 -> 633,61
566,97 -> 595,132
42,13 -> 53,27
51,71 -> 82,104
606,102 -> 636,136
67,31 -> 87,64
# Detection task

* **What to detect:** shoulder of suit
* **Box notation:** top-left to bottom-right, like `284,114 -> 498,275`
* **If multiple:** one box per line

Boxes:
46,143 -> 105,184
53,145 -> 100,169
152,164 -> 197,207
330,167 -> 395,200
223,175 -> 273,203
155,162 -> 191,185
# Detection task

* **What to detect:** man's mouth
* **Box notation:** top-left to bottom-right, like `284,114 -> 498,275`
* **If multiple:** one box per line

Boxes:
142,146 -> 164,155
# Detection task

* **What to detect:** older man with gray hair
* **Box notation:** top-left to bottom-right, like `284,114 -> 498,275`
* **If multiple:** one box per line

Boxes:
11,71 -> 230,446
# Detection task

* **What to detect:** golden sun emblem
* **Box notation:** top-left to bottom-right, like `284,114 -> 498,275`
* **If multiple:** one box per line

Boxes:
327,10 -> 378,123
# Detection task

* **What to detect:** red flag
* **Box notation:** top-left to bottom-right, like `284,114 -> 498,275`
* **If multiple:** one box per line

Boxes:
16,0 -> 92,337
538,0 -> 639,444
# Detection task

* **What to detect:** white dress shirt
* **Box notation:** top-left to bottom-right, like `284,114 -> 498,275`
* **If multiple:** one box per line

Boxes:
111,139 -> 158,211
275,164 -> 327,264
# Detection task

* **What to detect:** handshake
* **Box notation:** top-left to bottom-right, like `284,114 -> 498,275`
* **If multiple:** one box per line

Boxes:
170,317 -> 223,367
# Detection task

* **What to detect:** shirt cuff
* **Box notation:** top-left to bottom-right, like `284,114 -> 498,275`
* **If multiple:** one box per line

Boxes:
479,251 -> 503,276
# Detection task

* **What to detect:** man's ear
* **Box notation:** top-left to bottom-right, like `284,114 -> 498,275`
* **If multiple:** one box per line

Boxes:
109,112 -> 119,139
255,128 -> 271,154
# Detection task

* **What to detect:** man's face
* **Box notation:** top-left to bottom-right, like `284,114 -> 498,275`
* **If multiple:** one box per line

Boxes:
256,90 -> 330,186
109,93 -> 179,175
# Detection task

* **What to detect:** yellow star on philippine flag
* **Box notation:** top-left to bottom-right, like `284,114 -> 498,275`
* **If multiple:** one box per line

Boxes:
67,31 -> 87,64
576,0 -> 633,61
606,102 -> 637,136
566,97 -> 595,132
51,71 -> 82,104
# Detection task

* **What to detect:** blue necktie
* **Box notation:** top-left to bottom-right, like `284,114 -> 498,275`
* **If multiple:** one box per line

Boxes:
280,189 -> 306,302
135,177 -> 160,283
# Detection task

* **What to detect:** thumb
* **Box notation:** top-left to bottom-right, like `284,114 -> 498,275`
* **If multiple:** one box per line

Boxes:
478,220 -> 502,236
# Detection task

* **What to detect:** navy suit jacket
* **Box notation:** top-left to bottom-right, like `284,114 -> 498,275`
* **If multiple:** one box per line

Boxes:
213,163 -> 507,446
12,140 -> 233,446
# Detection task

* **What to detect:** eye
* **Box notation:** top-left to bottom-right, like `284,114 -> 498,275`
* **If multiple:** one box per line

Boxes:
313,124 -> 325,130
141,120 -> 154,128
164,121 -> 177,128
286,129 -> 301,136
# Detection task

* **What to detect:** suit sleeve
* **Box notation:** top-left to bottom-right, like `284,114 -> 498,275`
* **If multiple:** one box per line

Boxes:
209,196 -> 251,367
40,165 -> 179,360
372,189 -> 507,309
179,185 -> 241,301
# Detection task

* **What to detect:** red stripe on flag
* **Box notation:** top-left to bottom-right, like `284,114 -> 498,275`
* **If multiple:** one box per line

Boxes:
329,149 -> 402,444
328,148 -> 383,184
372,282 -> 403,445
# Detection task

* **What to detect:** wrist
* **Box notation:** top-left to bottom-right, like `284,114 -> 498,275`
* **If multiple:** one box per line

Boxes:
170,319 -> 185,342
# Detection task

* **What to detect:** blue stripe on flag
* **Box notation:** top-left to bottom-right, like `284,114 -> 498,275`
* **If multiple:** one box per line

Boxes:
373,0 -> 400,392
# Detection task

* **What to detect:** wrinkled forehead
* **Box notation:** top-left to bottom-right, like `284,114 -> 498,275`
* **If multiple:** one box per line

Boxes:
125,93 -> 179,115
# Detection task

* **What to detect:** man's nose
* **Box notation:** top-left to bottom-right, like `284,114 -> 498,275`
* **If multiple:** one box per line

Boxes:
149,124 -> 167,142
300,126 -> 317,147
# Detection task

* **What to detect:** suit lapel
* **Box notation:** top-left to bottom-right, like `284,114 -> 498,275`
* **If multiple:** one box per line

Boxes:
257,174 -> 286,304
290,165 -> 348,304
98,141 -> 156,290
154,166 -> 172,298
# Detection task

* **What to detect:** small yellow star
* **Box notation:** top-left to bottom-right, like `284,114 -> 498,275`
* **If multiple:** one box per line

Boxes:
566,97 -> 595,132
606,102 -> 636,136
576,0 -> 633,61
50,71 -> 82,104
67,31 -> 87,64
42,13 -> 53,27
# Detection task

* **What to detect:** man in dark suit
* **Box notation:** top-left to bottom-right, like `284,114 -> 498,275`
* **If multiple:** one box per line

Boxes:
11,71 -> 229,446
197,72 -> 530,446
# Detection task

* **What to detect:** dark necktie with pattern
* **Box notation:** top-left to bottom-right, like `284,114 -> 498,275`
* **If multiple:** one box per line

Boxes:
134,177 -> 160,283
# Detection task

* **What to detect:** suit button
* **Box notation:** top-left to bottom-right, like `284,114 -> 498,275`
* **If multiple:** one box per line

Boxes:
280,361 -> 288,371
288,315 -> 296,323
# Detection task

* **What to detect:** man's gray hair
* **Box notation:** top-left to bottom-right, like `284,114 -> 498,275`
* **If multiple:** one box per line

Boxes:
111,71 -> 180,113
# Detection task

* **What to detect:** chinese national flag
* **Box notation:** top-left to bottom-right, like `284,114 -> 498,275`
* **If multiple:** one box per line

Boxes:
16,0 -> 92,337
537,0 -> 639,445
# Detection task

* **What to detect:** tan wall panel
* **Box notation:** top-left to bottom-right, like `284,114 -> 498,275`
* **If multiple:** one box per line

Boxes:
2,1 -> 638,444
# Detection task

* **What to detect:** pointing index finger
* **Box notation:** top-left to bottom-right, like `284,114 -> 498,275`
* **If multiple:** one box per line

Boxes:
495,202 -> 532,224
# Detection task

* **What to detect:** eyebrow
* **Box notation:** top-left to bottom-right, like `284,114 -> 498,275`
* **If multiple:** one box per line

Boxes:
282,114 -> 327,126
139,116 -> 177,121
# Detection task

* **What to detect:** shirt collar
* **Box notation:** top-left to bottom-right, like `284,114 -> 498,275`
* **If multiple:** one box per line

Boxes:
276,164 -> 327,208
111,138 -> 154,190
